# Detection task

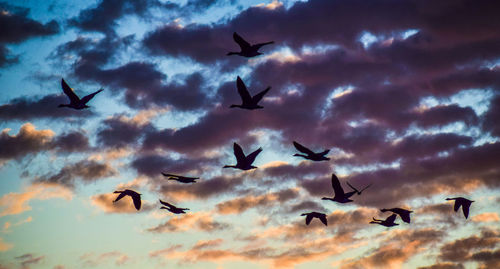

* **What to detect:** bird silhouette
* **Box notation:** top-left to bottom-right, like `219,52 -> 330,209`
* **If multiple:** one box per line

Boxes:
159,199 -> 189,214
446,197 -> 474,219
321,173 -> 358,203
161,173 -> 199,183
346,181 -> 372,195
370,214 -> 399,227
301,212 -> 327,226
293,141 -> 330,161
227,32 -> 274,57
223,142 -> 262,170
58,78 -> 103,109
380,208 -> 413,223
230,76 -> 270,110
113,189 -> 141,210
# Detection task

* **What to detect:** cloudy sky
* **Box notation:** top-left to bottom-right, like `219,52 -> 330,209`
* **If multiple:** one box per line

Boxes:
0,0 -> 499,268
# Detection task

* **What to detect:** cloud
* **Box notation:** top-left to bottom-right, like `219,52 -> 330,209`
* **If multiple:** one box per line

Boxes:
438,228 -> 499,262
418,263 -> 464,269
215,189 -> 299,215
0,237 -> 12,251
0,123 -> 54,161
471,212 -> 500,223
15,253 -> 45,269
34,160 -> 116,188
146,212 -> 230,233
0,183 -> 72,217
80,251 -> 130,267
90,193 -> 154,214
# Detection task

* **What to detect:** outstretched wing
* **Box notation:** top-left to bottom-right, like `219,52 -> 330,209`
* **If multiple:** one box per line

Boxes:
319,149 -> 330,156
233,32 -> 251,50
359,183 -> 372,193
330,173 -> 345,197
305,214 -> 313,225
400,211 -> 411,223
462,202 -> 471,219
80,89 -> 103,104
61,79 -> 80,103
159,199 -> 175,208
131,193 -> 141,210
386,214 -> 397,223
245,147 -> 262,165
253,41 -> 274,50
233,143 -> 246,164
113,192 -> 126,202
161,173 -> 178,178
293,141 -> 315,155
236,76 -> 252,104
453,200 -> 461,212
346,181 -> 360,193
319,214 -> 328,226
252,87 -> 271,104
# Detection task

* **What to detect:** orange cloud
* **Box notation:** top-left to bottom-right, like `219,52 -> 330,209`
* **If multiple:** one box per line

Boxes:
147,212 -> 230,233
0,237 -> 12,251
90,193 -> 154,214
0,183 -> 72,217
472,212 -> 499,223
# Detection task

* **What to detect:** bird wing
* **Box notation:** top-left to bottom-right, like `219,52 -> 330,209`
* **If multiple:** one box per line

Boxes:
400,212 -> 411,223
346,181 -> 360,193
462,202 -> 471,219
159,199 -> 175,208
253,41 -> 274,50
330,173 -> 345,197
131,193 -> 141,210
161,172 -> 178,178
359,183 -> 373,193
386,214 -> 397,223
236,76 -> 252,104
293,141 -> 315,155
61,79 -> 81,103
319,214 -> 328,226
245,147 -> 263,165
113,192 -> 126,202
80,89 -> 103,104
319,149 -> 330,156
454,201 -> 461,212
233,32 -> 251,50
233,143 -> 246,164
305,214 -> 313,225
251,87 -> 271,104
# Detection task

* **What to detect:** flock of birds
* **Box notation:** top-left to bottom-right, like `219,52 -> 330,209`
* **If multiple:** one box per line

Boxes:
57,32 -> 475,228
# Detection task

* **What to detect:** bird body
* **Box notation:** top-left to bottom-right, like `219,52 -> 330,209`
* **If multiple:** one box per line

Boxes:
370,214 -> 399,227
446,197 -> 474,219
230,76 -> 270,110
227,32 -> 274,57
59,79 -> 103,109
161,173 -> 198,183
321,173 -> 355,203
113,189 -> 141,210
159,199 -> 189,214
293,141 -> 330,161
223,143 -> 262,170
380,208 -> 413,223
301,212 -> 327,226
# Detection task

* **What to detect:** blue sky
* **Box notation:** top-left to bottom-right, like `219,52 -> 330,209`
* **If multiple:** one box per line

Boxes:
0,0 -> 499,268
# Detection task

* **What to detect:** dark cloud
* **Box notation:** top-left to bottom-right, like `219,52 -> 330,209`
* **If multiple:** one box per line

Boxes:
131,154 -> 215,178
15,253 -> 45,269
0,94 -> 95,121
438,229 -> 499,262
97,115 -> 153,148
0,123 -> 54,161
418,263 -> 464,269
34,160 -> 116,188
51,131 -> 90,153
483,94 -> 500,137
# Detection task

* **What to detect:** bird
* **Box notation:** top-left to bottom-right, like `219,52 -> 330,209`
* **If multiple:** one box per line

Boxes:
227,32 -> 274,57
301,212 -> 327,226
293,141 -> 330,161
446,197 -> 474,219
58,78 -> 103,109
159,199 -> 189,214
370,214 -> 399,227
321,173 -> 358,203
223,142 -> 262,171
380,208 -> 413,223
161,173 -> 199,183
230,76 -> 270,110
346,181 -> 372,195
113,189 -> 141,210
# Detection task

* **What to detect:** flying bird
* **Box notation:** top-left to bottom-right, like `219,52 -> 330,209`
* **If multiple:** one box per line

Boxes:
301,212 -> 327,226
227,32 -> 274,57
161,173 -> 199,183
321,173 -> 359,203
446,197 -> 474,219
113,189 -> 141,210
293,141 -> 330,161
223,142 -> 262,171
370,214 -> 399,227
58,78 -> 103,109
159,199 -> 189,214
380,208 -> 413,223
346,181 -> 372,195
230,76 -> 270,110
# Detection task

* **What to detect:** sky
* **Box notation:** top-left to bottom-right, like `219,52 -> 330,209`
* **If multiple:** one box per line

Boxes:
0,0 -> 499,268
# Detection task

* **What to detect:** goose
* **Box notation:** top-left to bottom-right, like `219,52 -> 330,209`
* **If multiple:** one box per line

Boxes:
446,197 -> 474,219
161,173 -> 199,183
223,142 -> 262,171
380,208 -> 413,223
227,32 -> 274,57
321,173 -> 356,203
113,189 -> 141,210
370,214 -> 399,227
346,181 -> 372,195
230,76 -> 270,110
58,78 -> 103,109
159,199 -> 189,214
293,141 -> 330,161
301,212 -> 327,226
